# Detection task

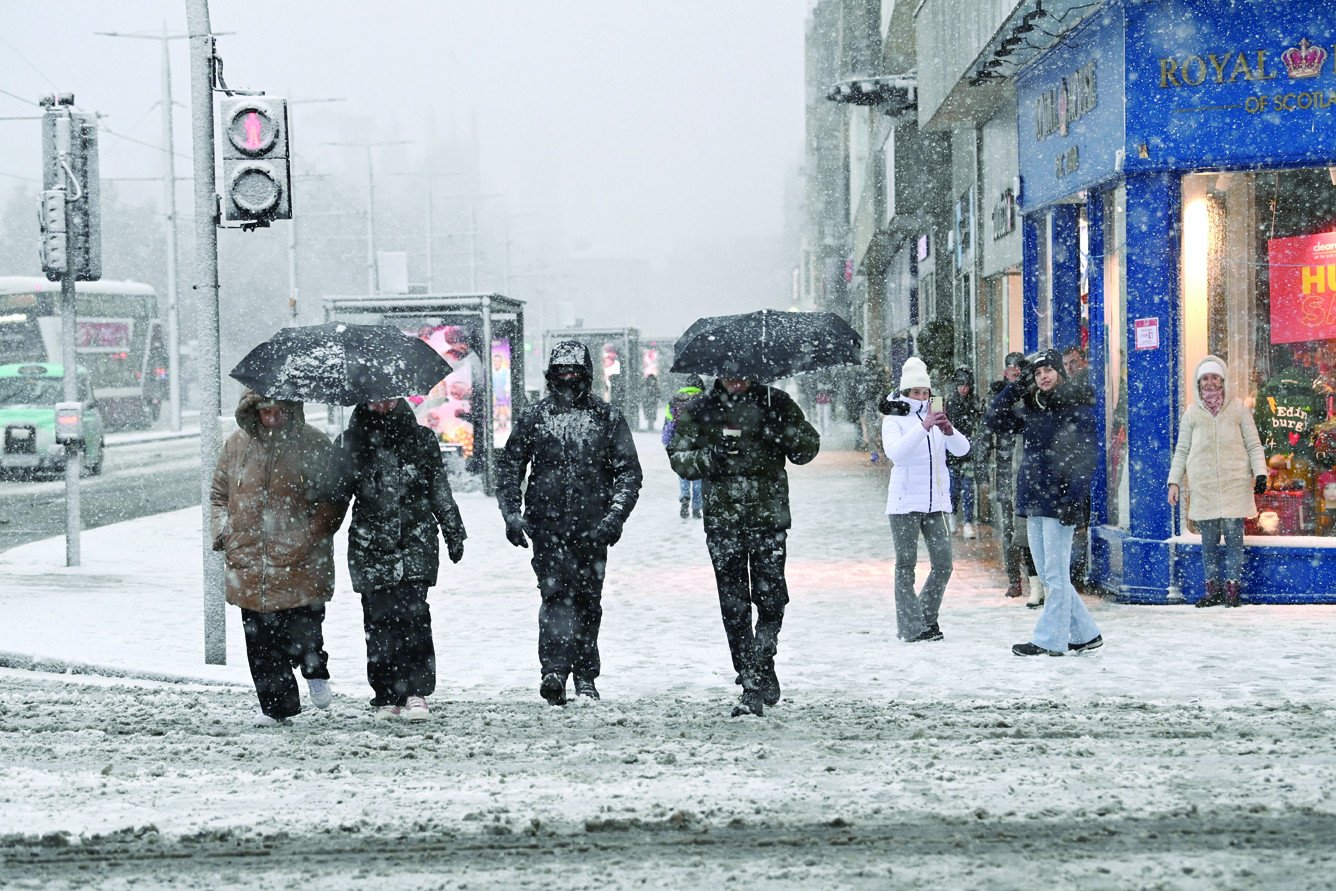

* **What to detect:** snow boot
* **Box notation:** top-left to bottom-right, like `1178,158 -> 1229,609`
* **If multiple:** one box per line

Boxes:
692,507 -> 702,519
1225,580 -> 1242,608
680,497 -> 690,519
574,677 -> 600,700
731,689 -> 764,718
757,661 -> 781,707
962,522 -> 976,540
1196,580 -> 1225,608
1026,576 -> 1046,609
1004,580 -> 1023,598
307,678 -> 332,710
540,672 -> 568,706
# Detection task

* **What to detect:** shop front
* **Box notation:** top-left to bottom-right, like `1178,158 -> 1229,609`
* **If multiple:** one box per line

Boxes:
1017,0 -> 1336,603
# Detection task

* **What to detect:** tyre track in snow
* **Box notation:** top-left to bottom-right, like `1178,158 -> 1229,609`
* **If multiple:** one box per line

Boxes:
3,672 -> 1336,887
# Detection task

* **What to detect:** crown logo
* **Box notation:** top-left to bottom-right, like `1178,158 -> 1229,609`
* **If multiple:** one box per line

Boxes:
1282,38 -> 1327,79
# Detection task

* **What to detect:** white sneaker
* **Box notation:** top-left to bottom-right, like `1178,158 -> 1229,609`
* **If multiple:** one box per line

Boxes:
375,704 -> 402,720
307,678 -> 332,710
252,712 -> 289,727
405,696 -> 430,721
962,522 -> 976,540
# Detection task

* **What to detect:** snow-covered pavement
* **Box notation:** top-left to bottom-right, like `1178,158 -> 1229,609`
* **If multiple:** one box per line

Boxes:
2,427 -> 1335,888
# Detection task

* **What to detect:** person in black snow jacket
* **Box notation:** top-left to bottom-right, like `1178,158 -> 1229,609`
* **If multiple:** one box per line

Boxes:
984,349 -> 1103,657
333,397 -> 467,720
667,377 -> 820,717
496,340 -> 643,706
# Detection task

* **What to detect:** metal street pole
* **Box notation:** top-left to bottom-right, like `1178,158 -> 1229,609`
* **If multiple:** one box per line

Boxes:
185,0 -> 225,665
53,111 -> 81,567
365,145 -> 377,294
95,26 -> 189,432
161,25 -> 182,430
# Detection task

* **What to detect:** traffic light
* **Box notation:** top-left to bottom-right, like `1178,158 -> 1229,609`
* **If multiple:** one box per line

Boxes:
39,101 -> 101,281
219,97 -> 291,224
38,189 -> 66,279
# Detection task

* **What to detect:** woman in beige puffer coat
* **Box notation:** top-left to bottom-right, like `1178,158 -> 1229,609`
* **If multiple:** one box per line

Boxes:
210,391 -> 345,724
1167,356 -> 1267,608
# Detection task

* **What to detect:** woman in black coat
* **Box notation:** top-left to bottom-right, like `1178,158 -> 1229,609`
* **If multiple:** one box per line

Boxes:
985,349 -> 1102,657
334,398 -> 467,719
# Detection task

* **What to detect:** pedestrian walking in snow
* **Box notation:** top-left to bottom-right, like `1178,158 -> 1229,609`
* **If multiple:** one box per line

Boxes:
210,392 -> 344,726
815,386 -> 834,435
987,353 -> 1039,600
944,366 -> 981,539
880,357 -> 970,643
642,373 -> 661,431
1168,356 -> 1267,608
496,341 -> 643,706
985,349 -> 1103,656
666,377 -> 820,717
662,375 -> 707,519
332,397 -> 467,720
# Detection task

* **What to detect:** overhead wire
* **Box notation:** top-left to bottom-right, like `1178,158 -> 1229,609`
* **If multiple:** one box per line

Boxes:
0,32 -> 59,89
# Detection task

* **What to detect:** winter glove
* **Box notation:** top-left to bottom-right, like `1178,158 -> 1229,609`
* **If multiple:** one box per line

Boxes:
446,537 -> 465,564
591,515 -> 624,547
503,514 -> 530,549
1254,475 -> 1268,495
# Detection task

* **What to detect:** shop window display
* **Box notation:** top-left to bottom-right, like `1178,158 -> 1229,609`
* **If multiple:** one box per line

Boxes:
1179,167 -> 1336,537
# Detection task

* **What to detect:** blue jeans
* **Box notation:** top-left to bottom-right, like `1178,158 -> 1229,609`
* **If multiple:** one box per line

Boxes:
679,477 -> 702,512
949,469 -> 975,522
1027,516 -> 1101,652
1198,517 -> 1244,582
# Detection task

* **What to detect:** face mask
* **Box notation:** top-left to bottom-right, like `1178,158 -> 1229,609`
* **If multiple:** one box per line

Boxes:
548,375 -> 589,405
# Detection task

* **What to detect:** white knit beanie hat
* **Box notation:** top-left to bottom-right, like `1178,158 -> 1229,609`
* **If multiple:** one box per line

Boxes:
1196,359 -> 1225,381
898,356 -> 932,392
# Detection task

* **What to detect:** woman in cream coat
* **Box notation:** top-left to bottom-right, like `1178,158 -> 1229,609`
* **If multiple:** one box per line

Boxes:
881,356 -> 970,642
1167,355 -> 1267,607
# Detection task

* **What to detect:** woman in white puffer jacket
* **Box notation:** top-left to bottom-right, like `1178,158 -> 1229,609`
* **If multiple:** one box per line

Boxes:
881,356 -> 970,642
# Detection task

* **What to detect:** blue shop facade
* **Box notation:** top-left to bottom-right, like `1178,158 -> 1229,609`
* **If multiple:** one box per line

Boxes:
1015,0 -> 1336,603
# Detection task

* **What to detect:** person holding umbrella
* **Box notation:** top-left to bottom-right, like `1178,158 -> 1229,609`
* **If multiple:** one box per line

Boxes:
666,310 -> 849,717
667,377 -> 820,717
210,392 -> 345,726
496,340 -> 643,706
331,396 -> 467,720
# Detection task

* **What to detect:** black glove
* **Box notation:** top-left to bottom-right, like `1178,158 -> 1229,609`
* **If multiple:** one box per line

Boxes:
592,515 -> 624,546
1254,475 -> 1268,495
710,440 -> 741,469
447,537 -> 465,563
503,514 -> 529,549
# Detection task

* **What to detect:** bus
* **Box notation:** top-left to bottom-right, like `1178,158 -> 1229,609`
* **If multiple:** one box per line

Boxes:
0,276 -> 168,429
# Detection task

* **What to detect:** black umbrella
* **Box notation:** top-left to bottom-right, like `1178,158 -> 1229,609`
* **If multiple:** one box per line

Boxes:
670,309 -> 862,381
229,322 -> 453,405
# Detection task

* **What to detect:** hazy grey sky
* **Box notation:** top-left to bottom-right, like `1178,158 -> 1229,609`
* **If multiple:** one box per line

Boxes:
0,1 -> 808,265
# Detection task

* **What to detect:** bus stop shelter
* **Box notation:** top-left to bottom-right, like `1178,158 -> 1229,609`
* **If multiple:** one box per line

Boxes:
323,293 -> 525,494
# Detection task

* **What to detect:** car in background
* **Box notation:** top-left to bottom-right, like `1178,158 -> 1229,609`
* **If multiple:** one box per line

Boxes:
0,362 -> 105,477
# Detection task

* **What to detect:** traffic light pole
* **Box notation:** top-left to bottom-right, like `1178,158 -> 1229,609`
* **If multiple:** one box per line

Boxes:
161,25 -> 183,432
55,113 -> 82,568
186,0 -> 226,665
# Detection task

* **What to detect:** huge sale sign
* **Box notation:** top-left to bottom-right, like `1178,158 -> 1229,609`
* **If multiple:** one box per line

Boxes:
1268,230 -> 1336,344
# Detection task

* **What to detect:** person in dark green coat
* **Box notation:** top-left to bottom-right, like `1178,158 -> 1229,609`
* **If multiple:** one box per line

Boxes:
666,377 -> 820,717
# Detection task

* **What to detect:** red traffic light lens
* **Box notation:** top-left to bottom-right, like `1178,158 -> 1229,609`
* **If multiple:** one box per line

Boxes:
226,106 -> 278,156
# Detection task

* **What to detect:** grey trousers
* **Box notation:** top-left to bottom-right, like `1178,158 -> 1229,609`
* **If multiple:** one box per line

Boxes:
888,512 -> 954,640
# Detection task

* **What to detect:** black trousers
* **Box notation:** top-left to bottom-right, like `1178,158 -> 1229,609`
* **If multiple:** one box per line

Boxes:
361,580 -> 435,707
241,603 -> 329,720
705,528 -> 790,690
531,533 -> 607,680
